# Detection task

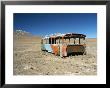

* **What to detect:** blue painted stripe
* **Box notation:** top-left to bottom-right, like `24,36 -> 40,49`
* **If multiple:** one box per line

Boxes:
44,44 -> 53,53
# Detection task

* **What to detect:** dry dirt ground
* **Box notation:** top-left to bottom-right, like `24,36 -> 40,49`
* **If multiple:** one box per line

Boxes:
13,34 -> 97,75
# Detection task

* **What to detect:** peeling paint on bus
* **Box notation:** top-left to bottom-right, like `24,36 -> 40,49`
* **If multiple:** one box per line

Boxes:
41,33 -> 86,57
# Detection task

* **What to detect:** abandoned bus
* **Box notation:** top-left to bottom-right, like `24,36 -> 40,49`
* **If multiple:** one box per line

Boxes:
41,33 -> 86,57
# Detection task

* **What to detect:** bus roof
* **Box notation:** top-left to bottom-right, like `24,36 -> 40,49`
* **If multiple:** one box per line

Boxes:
43,33 -> 86,39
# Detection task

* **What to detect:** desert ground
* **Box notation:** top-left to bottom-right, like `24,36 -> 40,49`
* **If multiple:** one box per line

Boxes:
13,31 -> 97,75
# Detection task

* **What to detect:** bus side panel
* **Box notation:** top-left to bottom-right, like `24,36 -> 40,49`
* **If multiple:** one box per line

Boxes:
51,44 -> 59,55
67,45 -> 85,54
44,44 -> 53,53
62,45 -> 67,56
51,44 -> 67,56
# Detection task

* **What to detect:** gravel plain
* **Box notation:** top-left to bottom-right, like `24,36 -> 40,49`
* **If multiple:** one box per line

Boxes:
13,32 -> 97,75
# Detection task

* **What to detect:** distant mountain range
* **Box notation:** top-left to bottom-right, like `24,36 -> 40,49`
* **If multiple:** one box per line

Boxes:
14,30 -> 41,42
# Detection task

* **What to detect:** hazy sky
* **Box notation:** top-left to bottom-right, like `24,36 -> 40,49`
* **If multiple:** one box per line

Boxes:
14,13 -> 97,38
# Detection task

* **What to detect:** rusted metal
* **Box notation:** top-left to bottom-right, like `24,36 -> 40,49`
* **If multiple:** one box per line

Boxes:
41,33 -> 86,57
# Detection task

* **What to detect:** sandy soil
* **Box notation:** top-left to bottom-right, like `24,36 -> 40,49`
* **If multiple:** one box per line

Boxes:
13,33 -> 97,75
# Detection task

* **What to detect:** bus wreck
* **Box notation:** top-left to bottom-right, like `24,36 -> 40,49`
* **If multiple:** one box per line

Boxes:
41,33 -> 86,57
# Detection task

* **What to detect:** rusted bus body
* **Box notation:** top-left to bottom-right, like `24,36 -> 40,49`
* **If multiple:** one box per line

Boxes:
41,33 -> 86,57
